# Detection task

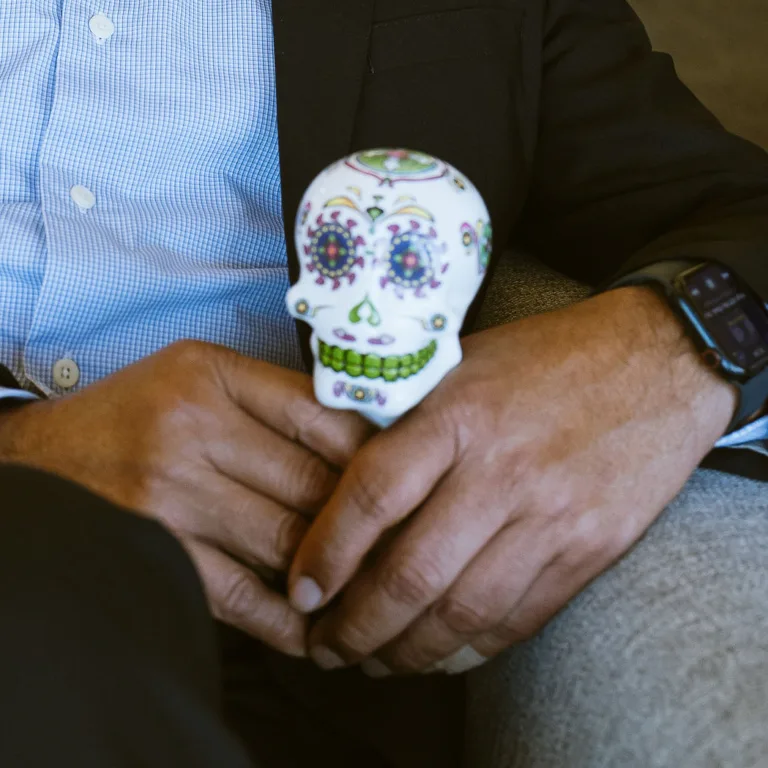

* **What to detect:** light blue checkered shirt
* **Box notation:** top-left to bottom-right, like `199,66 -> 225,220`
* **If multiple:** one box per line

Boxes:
1,2 -> 766,450
0,0 -> 302,406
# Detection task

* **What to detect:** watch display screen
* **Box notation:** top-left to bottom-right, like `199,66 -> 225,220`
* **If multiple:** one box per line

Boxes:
682,264 -> 768,372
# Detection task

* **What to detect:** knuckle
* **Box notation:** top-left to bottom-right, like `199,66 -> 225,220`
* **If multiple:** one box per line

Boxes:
435,596 -> 495,636
271,513 -> 307,567
343,459 -> 397,525
259,608 -> 298,650
491,614 -> 533,645
289,452 -> 334,508
167,338 -> 211,365
376,556 -> 446,609
560,511 -> 627,570
533,482 -> 577,525
331,619 -> 379,660
390,646 -> 435,673
219,570 -> 261,623
166,339 -> 232,395
600,526 -> 636,566
288,394 -> 327,442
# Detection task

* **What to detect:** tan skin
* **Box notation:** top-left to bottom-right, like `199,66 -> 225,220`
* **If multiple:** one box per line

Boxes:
0,339 -> 373,656
0,288 -> 737,672
288,287 -> 738,674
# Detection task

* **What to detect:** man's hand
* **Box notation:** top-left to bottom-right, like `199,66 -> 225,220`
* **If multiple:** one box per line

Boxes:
287,287 -> 737,675
0,340 -> 372,655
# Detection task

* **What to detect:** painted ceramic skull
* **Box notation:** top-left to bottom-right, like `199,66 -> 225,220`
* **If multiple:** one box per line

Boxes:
286,148 -> 492,427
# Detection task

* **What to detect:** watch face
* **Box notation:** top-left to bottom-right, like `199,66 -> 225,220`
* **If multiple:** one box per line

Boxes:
681,264 -> 768,372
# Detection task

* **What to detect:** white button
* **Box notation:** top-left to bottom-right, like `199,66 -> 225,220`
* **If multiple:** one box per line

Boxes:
53,359 -> 81,389
89,13 -> 115,43
70,185 -> 96,210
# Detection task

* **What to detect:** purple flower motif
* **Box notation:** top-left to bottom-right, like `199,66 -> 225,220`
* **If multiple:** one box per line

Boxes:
333,382 -> 345,397
388,224 -> 400,234
331,211 -> 341,221
376,393 -> 387,406
347,219 -> 358,229
368,335 -> 395,346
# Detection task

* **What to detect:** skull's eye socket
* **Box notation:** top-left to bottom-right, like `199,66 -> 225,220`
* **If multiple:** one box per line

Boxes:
311,223 -> 359,279
387,233 -> 434,289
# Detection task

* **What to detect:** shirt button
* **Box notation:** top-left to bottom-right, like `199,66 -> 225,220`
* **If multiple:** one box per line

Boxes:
53,359 -> 81,389
70,185 -> 96,210
89,13 -> 115,43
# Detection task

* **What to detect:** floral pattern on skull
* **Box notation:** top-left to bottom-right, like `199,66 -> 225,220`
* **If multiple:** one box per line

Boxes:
461,220 -> 493,274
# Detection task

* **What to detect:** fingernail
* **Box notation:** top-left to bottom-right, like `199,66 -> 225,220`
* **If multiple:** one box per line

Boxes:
432,646 -> 488,675
360,658 -> 392,679
291,576 -> 324,613
310,645 -> 346,670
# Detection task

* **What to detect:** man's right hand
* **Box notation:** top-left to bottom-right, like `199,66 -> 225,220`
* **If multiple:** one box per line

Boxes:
0,340 -> 373,655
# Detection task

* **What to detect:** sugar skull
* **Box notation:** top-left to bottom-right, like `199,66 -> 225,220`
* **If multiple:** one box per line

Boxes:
286,148 -> 492,427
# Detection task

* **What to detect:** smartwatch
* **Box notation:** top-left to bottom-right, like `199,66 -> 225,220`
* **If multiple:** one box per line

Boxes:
606,260 -> 768,435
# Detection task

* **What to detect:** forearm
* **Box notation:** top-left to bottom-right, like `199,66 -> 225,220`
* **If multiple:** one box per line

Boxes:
599,285 -> 737,449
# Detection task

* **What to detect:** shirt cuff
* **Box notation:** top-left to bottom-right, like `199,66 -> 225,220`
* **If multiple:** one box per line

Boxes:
0,387 -> 42,404
715,414 -> 768,448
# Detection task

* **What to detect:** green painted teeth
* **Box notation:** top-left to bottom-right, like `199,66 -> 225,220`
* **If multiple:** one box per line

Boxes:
318,340 -> 438,381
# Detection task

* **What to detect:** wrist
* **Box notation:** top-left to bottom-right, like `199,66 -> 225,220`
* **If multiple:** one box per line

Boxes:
600,285 -> 738,445
0,399 -> 40,463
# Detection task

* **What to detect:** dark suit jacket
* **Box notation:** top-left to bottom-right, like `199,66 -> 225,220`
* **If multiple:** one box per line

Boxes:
3,0 -> 768,473
272,0 -> 768,319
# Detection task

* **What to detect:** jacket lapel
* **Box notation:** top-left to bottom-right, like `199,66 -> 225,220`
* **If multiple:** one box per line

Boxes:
272,0 -> 375,366
272,0 -> 375,283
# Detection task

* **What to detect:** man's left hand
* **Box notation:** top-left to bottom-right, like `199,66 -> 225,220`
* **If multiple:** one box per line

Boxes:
287,286 -> 737,675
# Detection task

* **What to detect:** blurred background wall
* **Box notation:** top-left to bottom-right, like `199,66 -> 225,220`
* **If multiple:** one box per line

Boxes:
629,0 -> 768,150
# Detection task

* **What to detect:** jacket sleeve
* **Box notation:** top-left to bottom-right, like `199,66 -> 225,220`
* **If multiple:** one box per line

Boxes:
514,0 -> 768,295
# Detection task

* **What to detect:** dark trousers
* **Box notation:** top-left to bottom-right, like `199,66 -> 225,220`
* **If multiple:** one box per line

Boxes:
0,463 -> 463,768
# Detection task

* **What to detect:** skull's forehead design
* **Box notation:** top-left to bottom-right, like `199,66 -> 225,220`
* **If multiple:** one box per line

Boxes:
347,149 -> 449,185
287,148 -> 492,426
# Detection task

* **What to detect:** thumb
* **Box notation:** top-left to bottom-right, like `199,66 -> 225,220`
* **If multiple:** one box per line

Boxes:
287,406 -> 457,613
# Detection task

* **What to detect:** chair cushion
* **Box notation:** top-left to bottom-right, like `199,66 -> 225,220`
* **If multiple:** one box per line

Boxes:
475,251 -> 590,330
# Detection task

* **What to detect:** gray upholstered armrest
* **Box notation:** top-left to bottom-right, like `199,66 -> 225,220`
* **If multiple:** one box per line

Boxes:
474,250 -> 591,331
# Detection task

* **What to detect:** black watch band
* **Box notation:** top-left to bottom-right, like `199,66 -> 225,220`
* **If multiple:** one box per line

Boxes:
606,260 -> 768,436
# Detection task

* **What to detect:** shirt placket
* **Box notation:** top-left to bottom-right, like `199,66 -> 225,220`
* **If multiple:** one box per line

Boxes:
29,0 -> 118,397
